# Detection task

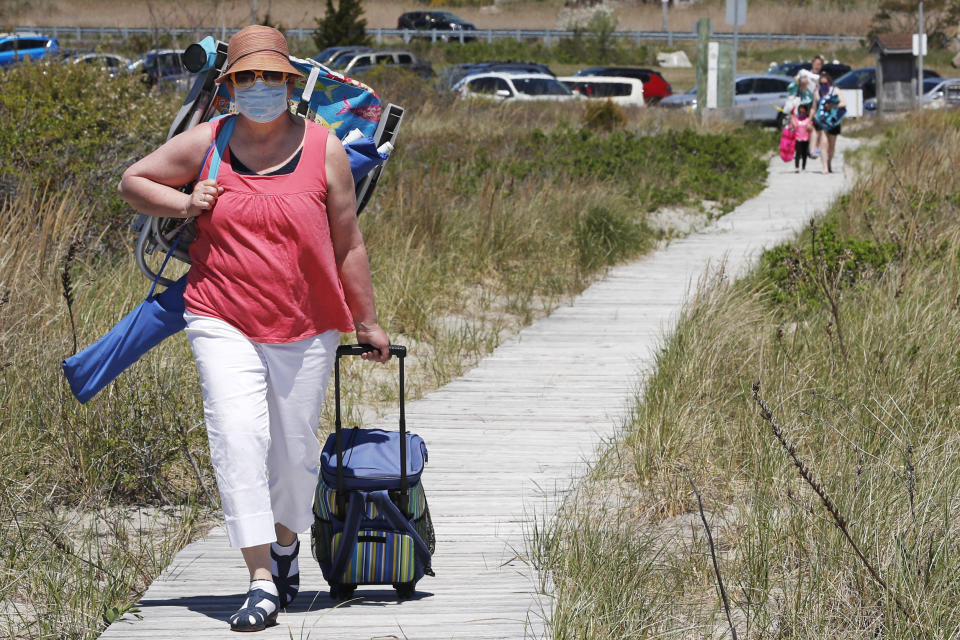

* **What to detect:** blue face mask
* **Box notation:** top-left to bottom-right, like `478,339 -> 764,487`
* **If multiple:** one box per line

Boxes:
234,80 -> 288,123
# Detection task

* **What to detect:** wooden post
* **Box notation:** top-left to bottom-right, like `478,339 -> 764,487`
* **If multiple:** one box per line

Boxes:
918,0 -> 925,100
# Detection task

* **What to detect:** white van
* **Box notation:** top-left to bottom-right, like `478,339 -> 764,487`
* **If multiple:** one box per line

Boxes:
558,76 -> 645,107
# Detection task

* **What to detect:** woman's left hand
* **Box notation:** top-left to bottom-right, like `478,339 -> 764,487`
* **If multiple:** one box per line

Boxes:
187,178 -> 224,217
356,321 -> 391,363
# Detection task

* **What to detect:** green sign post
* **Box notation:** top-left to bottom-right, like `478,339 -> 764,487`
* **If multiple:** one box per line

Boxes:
695,18 -> 710,118
696,20 -> 733,118
716,41 -> 734,109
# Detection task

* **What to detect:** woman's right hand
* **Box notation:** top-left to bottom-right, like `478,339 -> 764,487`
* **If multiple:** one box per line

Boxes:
185,179 -> 224,217
355,321 -> 391,363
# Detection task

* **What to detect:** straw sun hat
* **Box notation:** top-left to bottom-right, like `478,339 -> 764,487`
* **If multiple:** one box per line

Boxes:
215,25 -> 303,83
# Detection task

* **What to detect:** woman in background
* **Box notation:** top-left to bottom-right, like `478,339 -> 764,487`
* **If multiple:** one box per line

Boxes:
813,71 -> 846,174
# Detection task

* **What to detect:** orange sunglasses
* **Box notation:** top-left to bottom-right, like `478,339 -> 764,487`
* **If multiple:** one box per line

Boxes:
231,69 -> 288,89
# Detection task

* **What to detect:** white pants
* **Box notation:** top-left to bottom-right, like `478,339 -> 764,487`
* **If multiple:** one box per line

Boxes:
184,312 -> 339,549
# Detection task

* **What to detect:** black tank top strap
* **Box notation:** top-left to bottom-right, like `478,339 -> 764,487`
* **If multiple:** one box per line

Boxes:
229,147 -> 302,176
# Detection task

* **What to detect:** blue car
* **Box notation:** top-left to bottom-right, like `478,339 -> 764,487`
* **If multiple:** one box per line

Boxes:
0,32 -> 59,68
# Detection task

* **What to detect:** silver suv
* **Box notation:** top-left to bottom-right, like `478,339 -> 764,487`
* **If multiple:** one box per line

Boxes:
331,49 -> 432,78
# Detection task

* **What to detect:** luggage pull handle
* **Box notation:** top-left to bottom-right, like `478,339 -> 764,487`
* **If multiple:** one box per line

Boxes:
333,344 -> 409,517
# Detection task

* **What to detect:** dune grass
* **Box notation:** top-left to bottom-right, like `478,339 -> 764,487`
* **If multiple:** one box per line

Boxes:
533,109 -> 960,639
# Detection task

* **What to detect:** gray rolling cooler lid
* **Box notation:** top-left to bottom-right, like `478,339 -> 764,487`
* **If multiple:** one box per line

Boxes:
320,427 -> 427,490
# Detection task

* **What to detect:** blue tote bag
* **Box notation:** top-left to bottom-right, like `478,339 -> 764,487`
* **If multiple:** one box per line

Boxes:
343,136 -> 389,184
62,116 -> 236,403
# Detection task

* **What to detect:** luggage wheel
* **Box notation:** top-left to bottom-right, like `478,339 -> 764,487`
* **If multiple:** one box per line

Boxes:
330,583 -> 357,600
393,582 -> 416,599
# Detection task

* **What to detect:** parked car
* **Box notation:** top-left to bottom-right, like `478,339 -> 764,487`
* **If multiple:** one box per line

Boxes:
659,74 -> 792,125
922,77 -> 960,108
313,45 -> 371,66
455,72 -> 575,102
559,76 -> 644,107
398,11 -> 477,41
0,32 -> 59,68
437,61 -> 554,89
128,49 -> 194,88
572,66 -> 672,102
766,60 -> 851,81
332,49 -> 433,78
65,51 -> 130,76
865,76 -> 960,113
835,66 -> 940,102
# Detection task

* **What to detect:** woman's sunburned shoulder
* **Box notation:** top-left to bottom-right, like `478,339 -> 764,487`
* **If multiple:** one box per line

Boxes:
160,121 -> 219,167
323,128 -> 345,156
176,120 -> 219,153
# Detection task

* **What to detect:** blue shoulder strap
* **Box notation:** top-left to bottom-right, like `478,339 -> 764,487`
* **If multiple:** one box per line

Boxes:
207,114 -> 236,181
330,491 -> 366,583
368,490 -> 432,568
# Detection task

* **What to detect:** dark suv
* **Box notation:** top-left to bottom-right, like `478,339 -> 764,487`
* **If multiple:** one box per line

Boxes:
397,11 -> 477,41
0,33 -> 59,68
572,67 -> 672,102
127,49 -> 193,88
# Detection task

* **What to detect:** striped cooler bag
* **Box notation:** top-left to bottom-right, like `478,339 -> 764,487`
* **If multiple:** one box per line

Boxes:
311,344 -> 435,600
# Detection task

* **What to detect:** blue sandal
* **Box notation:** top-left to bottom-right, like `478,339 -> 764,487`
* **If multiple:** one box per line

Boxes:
271,539 -> 300,608
229,586 -> 279,632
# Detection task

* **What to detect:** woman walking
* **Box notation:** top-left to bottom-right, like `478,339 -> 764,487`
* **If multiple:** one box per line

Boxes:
796,55 -> 823,158
118,25 -> 390,632
813,70 -> 846,174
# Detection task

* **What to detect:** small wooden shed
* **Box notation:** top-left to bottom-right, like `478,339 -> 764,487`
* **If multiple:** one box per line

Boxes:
868,33 -> 917,113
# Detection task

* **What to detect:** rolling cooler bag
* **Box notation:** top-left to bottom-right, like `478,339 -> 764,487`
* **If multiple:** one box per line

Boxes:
311,344 -> 436,600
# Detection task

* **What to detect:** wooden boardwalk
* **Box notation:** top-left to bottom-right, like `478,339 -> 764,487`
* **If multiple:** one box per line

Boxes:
100,142 -> 858,640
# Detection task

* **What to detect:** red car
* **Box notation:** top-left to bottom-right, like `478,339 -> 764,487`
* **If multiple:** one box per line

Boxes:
572,66 -> 673,102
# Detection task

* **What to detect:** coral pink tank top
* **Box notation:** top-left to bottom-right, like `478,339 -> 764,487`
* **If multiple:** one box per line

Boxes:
184,117 -> 354,342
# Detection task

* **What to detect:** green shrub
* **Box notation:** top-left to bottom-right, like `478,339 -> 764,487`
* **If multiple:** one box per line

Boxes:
313,0 -> 371,49
582,99 -> 626,132
0,61 -> 178,226
576,205 -> 652,270
758,220 -> 899,307
504,126 -> 772,212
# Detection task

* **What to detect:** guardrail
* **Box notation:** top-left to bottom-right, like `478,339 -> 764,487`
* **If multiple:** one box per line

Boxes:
14,25 -> 863,47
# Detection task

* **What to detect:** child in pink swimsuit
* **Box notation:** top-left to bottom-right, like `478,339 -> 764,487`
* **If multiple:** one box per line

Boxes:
790,103 -> 814,172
